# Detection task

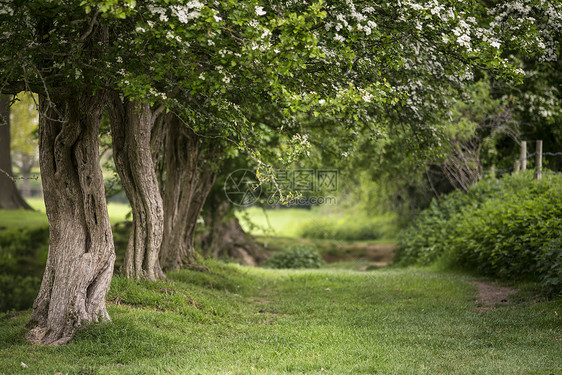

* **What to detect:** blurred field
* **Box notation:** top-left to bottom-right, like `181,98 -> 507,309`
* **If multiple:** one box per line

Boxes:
1,197 -> 131,229
236,206 -> 322,238
237,206 -> 397,242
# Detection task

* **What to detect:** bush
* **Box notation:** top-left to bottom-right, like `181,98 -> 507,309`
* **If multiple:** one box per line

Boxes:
263,244 -> 324,269
0,226 -> 49,312
397,171 -> 562,295
0,275 -> 41,312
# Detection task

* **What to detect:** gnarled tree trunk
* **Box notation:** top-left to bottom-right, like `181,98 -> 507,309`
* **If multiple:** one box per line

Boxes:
159,114 -> 218,271
26,92 -> 115,346
201,195 -> 267,266
0,95 -> 32,210
108,95 -> 164,280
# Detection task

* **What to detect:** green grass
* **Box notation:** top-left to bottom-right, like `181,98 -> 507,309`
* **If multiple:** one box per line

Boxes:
237,207 -> 398,242
237,207 -> 323,238
0,198 -> 131,231
24,197 -> 45,212
106,201 -> 131,223
0,207 -> 46,231
1,261 -> 560,374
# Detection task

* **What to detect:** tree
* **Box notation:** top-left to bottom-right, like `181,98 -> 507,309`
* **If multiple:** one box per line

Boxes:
156,114 -> 221,271
319,0 -> 562,215
200,155 -> 271,266
0,95 -> 32,210
1,3 -> 117,344
26,90 -> 116,346
108,97 -> 166,280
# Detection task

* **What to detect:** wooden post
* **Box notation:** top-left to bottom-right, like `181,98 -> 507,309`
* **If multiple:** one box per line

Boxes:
535,140 -> 542,180
490,165 -> 496,181
514,160 -> 520,174
521,141 -> 527,171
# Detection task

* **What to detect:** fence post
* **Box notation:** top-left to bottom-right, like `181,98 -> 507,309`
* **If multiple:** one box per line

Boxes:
490,165 -> 496,181
514,160 -> 520,174
521,141 -> 527,171
535,140 -> 542,180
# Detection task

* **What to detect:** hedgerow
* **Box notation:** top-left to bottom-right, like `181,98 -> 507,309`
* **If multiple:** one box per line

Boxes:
397,171 -> 562,295
0,226 -> 49,312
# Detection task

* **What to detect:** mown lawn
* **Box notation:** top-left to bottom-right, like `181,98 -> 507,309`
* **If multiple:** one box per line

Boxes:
1,262 -> 560,374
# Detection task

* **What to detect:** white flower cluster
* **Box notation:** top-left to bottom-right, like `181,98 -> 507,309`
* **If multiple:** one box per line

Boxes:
170,1 -> 203,24
490,0 -> 562,62
290,133 -> 311,152
147,5 -> 168,22
255,6 -> 266,16
0,5 -> 14,16
215,65 -> 234,85
333,34 -> 345,43
149,87 -> 167,100
166,31 -> 182,43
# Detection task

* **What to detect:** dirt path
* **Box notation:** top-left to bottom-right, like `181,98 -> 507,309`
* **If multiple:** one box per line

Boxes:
471,281 -> 517,311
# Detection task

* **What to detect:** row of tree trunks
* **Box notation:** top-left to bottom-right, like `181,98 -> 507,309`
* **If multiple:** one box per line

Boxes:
26,92 -> 115,346
108,95 -> 164,280
24,90 -> 258,345
159,114 -> 219,271
0,95 -> 32,210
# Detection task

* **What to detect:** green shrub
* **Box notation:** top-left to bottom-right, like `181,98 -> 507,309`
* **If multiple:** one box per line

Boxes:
397,171 -> 562,295
0,226 -> 49,312
263,244 -> 324,269
538,237 -> 562,296
0,275 -> 41,312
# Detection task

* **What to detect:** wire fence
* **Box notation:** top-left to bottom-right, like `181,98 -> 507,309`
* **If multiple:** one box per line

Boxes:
494,142 -> 562,177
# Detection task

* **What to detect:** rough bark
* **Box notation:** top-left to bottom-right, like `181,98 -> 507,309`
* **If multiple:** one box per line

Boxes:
108,95 -> 164,280
0,95 -> 32,209
159,114 -> 218,271
26,92 -> 115,346
201,198 -> 267,266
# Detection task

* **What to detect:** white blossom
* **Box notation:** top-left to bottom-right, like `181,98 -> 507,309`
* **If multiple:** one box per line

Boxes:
255,6 -> 266,16
333,34 -> 345,42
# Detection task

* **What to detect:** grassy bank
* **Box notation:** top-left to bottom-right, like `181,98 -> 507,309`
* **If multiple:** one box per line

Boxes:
1,262 -> 560,374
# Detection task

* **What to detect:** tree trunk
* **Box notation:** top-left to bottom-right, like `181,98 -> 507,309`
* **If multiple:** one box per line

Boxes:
201,197 -> 267,267
159,114 -> 218,271
0,95 -> 32,210
26,92 -> 115,346
108,95 -> 164,280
